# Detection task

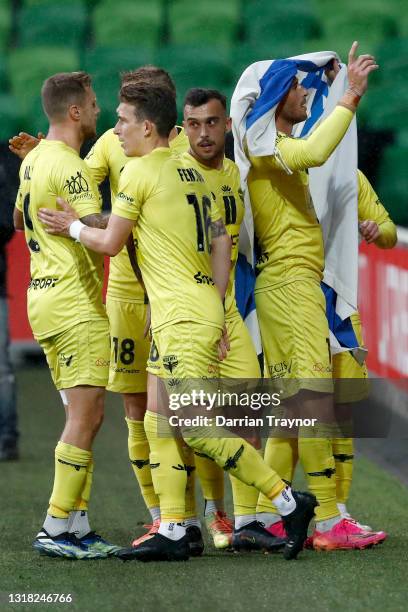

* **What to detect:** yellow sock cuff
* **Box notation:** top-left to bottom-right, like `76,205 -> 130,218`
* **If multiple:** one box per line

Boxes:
126,418 -> 147,441
145,410 -> 173,437
49,443 -> 91,518
55,441 -> 92,468
267,481 -> 286,501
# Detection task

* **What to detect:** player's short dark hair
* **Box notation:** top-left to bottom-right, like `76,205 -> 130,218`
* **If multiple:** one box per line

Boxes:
119,83 -> 177,137
184,88 -> 227,111
41,71 -> 92,120
121,65 -> 176,96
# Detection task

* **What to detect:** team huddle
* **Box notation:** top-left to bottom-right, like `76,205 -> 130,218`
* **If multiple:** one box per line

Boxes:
10,41 -> 397,562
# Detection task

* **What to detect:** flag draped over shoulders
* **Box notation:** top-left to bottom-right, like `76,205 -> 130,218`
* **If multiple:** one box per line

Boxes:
231,51 -> 364,359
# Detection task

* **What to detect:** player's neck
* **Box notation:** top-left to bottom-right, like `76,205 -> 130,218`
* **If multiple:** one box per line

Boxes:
275,115 -> 294,136
142,135 -> 169,156
46,125 -> 83,154
189,148 -> 225,170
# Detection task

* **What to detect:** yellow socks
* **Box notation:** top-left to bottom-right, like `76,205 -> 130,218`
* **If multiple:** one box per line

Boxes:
48,441 -> 91,518
126,417 -> 160,513
298,429 -> 338,521
256,437 -> 298,516
194,452 -> 225,503
332,437 -> 354,504
144,411 -> 186,522
181,425 -> 284,499
230,448 -> 263,518
181,443 -> 198,521
72,455 -> 94,513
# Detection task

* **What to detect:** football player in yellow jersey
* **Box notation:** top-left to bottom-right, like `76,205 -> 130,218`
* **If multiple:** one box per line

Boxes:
39,82 -> 318,562
13,72 -> 120,559
9,66 -> 191,546
82,67 -> 190,546
326,169 -> 396,540
249,44 -> 382,550
182,88 -> 286,553
264,168 -> 394,549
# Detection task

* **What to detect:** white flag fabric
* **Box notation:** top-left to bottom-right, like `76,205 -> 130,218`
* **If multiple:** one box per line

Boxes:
231,51 -> 363,357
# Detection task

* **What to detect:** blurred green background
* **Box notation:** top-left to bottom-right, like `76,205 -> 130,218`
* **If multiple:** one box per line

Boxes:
0,0 -> 407,224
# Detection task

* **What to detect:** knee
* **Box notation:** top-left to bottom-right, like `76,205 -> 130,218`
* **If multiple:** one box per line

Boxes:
124,393 -> 147,420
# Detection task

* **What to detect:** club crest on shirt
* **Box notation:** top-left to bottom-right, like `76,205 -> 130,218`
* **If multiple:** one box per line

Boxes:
163,354 -> 178,373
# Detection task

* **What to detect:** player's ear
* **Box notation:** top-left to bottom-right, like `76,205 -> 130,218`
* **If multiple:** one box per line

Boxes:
143,119 -> 153,137
225,117 -> 232,132
68,104 -> 81,122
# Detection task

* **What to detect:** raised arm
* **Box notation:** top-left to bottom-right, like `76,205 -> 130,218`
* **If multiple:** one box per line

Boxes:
277,42 -> 379,171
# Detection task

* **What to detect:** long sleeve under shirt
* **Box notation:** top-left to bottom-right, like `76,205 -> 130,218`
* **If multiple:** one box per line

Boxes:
357,170 -> 397,249
248,105 -> 354,291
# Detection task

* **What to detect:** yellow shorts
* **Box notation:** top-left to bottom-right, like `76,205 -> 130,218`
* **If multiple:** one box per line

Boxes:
333,312 -> 369,404
40,319 -> 110,390
220,312 -> 261,378
105,297 -> 149,394
256,279 -> 333,396
147,322 -> 222,389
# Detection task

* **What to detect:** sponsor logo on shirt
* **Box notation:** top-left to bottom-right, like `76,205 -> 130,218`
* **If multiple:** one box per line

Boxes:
149,340 -> 159,363
29,277 -> 58,290
167,378 -> 181,387
268,360 -> 292,378
313,362 -> 332,373
207,363 -> 218,374
117,191 -> 135,205
95,358 -> 110,367
58,353 -> 74,367
65,170 -> 89,195
194,271 -> 214,285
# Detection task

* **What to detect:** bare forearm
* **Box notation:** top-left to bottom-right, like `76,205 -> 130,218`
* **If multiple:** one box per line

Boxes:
77,225 -> 119,256
81,212 -> 110,229
13,208 -> 24,230
211,234 -> 232,301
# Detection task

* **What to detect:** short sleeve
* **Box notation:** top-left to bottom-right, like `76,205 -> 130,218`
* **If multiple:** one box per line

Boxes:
112,159 -> 144,222
84,131 -> 110,185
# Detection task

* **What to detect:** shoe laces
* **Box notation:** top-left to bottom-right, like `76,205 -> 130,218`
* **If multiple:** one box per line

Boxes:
341,513 -> 372,531
212,512 -> 233,533
67,533 -> 88,548
142,519 -> 160,534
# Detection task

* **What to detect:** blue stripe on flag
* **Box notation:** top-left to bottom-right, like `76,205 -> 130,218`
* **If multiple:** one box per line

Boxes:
246,59 -> 321,130
321,282 -> 358,349
235,253 -> 257,320
299,69 -> 329,136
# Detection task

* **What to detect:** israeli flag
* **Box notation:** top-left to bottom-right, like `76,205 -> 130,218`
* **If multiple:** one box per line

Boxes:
232,52 -> 364,360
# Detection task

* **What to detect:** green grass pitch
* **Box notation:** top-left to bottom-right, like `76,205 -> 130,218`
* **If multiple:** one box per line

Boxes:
1,367 -> 407,612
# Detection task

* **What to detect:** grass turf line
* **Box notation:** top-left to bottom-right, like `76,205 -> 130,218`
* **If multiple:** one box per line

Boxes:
0,367 -> 407,612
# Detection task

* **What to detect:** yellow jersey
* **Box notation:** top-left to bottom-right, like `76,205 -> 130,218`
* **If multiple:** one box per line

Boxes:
15,139 -> 106,340
248,105 -> 354,291
357,170 -> 397,249
85,126 -> 189,302
112,147 -> 224,332
181,152 -> 244,319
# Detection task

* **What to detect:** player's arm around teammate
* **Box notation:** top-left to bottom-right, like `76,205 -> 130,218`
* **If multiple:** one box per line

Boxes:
15,72 -> 122,559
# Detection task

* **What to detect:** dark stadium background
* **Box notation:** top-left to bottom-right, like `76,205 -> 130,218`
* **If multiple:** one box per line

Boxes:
0,2 -> 407,610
